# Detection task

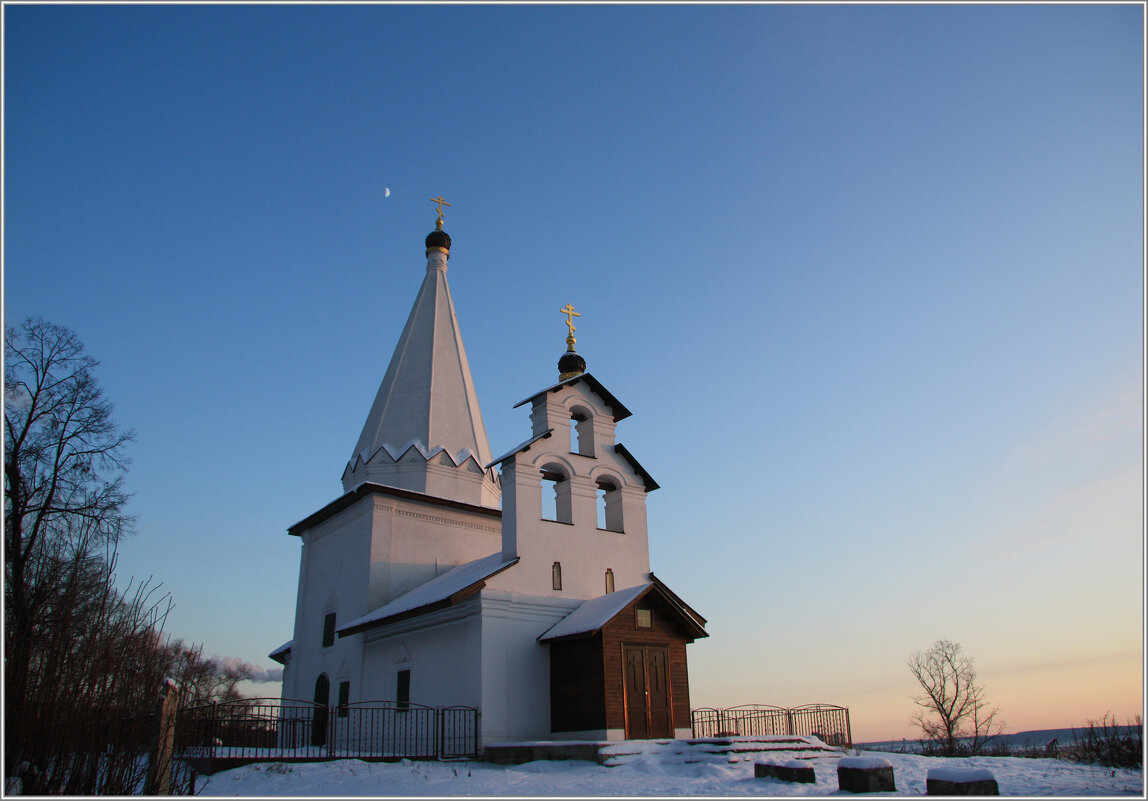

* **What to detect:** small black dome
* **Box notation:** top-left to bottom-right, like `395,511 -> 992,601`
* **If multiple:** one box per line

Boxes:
558,351 -> 586,377
425,229 -> 451,252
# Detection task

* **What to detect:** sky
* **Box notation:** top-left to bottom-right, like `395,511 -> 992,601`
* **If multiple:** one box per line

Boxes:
3,3 -> 1143,742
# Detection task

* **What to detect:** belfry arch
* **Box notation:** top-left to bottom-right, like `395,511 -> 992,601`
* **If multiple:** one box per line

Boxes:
594,474 -> 624,532
539,461 -> 573,524
569,404 -> 595,457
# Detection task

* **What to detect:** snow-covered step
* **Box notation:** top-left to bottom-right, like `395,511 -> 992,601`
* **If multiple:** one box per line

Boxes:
600,736 -> 843,766
483,735 -> 844,766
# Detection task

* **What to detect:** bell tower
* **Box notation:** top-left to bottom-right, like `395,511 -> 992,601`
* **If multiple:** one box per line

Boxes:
491,308 -> 656,597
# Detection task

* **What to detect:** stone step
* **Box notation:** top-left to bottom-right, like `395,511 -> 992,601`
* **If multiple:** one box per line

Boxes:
484,735 -> 843,766
606,736 -> 838,754
483,742 -> 605,765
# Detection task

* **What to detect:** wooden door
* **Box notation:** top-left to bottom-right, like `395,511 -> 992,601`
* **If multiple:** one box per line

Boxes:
623,645 -> 673,739
623,645 -> 649,738
646,647 -> 672,737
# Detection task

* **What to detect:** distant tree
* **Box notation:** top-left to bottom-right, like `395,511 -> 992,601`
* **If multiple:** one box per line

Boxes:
165,642 -> 255,706
908,639 -> 1004,756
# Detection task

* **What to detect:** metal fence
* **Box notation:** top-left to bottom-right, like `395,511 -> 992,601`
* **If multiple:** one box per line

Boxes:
691,704 -> 852,747
177,698 -> 479,763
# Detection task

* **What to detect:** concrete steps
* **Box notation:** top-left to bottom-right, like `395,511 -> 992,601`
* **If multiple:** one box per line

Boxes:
484,735 -> 843,766
602,736 -> 843,766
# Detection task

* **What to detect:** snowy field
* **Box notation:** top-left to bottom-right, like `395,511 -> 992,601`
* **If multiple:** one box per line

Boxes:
195,744 -> 1144,796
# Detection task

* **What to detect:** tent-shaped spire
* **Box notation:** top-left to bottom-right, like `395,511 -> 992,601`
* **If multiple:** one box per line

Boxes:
342,204 -> 500,507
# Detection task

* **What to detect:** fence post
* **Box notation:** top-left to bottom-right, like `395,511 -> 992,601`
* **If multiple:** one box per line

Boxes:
145,679 -> 180,795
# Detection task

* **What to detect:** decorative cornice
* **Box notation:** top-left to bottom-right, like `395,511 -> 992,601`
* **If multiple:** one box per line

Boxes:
373,502 -> 501,535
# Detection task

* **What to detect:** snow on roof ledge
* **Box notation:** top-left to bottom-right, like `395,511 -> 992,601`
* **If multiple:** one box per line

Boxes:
511,373 -> 632,422
486,429 -> 553,468
268,639 -> 293,665
338,552 -> 518,636
538,584 -> 651,641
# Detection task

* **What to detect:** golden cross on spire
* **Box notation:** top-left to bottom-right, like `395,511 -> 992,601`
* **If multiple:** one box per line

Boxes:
429,195 -> 451,229
559,303 -> 581,338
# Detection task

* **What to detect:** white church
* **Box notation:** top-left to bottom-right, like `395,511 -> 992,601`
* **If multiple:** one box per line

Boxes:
270,201 -> 708,746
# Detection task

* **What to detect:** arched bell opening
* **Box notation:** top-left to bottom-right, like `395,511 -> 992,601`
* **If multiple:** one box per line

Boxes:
596,477 -> 624,533
540,463 -> 573,524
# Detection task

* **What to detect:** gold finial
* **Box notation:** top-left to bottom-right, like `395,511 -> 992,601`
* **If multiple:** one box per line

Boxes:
557,304 -> 586,379
430,195 -> 451,230
559,303 -> 581,351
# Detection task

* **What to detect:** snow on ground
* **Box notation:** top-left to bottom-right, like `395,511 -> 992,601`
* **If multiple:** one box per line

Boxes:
195,744 -> 1144,796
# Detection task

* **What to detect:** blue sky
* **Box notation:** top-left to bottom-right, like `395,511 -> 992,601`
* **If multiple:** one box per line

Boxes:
4,4 -> 1142,740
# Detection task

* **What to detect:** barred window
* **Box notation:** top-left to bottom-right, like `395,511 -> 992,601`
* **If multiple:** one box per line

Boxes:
338,681 -> 350,717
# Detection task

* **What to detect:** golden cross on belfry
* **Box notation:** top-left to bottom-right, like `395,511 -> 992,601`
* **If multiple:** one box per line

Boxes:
429,195 -> 451,223
559,304 -> 581,337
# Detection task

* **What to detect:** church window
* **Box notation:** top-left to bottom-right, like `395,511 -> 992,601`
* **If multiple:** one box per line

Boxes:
605,568 -> 615,594
635,607 -> 652,628
597,478 -> 623,532
322,612 -> 336,648
552,561 -> 563,591
396,669 -> 411,710
540,466 -> 572,524
337,681 -> 350,717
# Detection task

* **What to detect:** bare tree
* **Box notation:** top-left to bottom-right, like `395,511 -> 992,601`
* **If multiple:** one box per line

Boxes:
3,319 -> 254,792
4,318 -> 134,774
908,639 -> 1004,756
165,642 -> 256,706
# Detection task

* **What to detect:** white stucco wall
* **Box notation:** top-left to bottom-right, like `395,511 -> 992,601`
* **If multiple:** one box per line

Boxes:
358,604 -> 483,707
365,492 -> 501,609
477,590 -> 579,744
284,489 -> 501,706
283,498 -> 373,703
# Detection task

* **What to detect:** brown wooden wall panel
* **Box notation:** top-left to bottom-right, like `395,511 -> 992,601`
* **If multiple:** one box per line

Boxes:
549,637 -> 606,733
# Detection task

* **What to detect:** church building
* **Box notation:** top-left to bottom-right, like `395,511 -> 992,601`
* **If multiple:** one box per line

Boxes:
270,200 -> 707,745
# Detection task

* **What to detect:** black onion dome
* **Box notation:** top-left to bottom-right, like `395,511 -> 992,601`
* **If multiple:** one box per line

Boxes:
558,351 -> 586,377
425,228 -> 451,252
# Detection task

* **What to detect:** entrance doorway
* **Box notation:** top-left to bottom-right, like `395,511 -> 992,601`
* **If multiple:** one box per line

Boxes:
622,644 -> 672,738
312,674 -> 330,746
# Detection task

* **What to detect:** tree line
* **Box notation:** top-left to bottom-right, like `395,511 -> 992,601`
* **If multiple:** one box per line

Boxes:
5,318 -> 255,794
